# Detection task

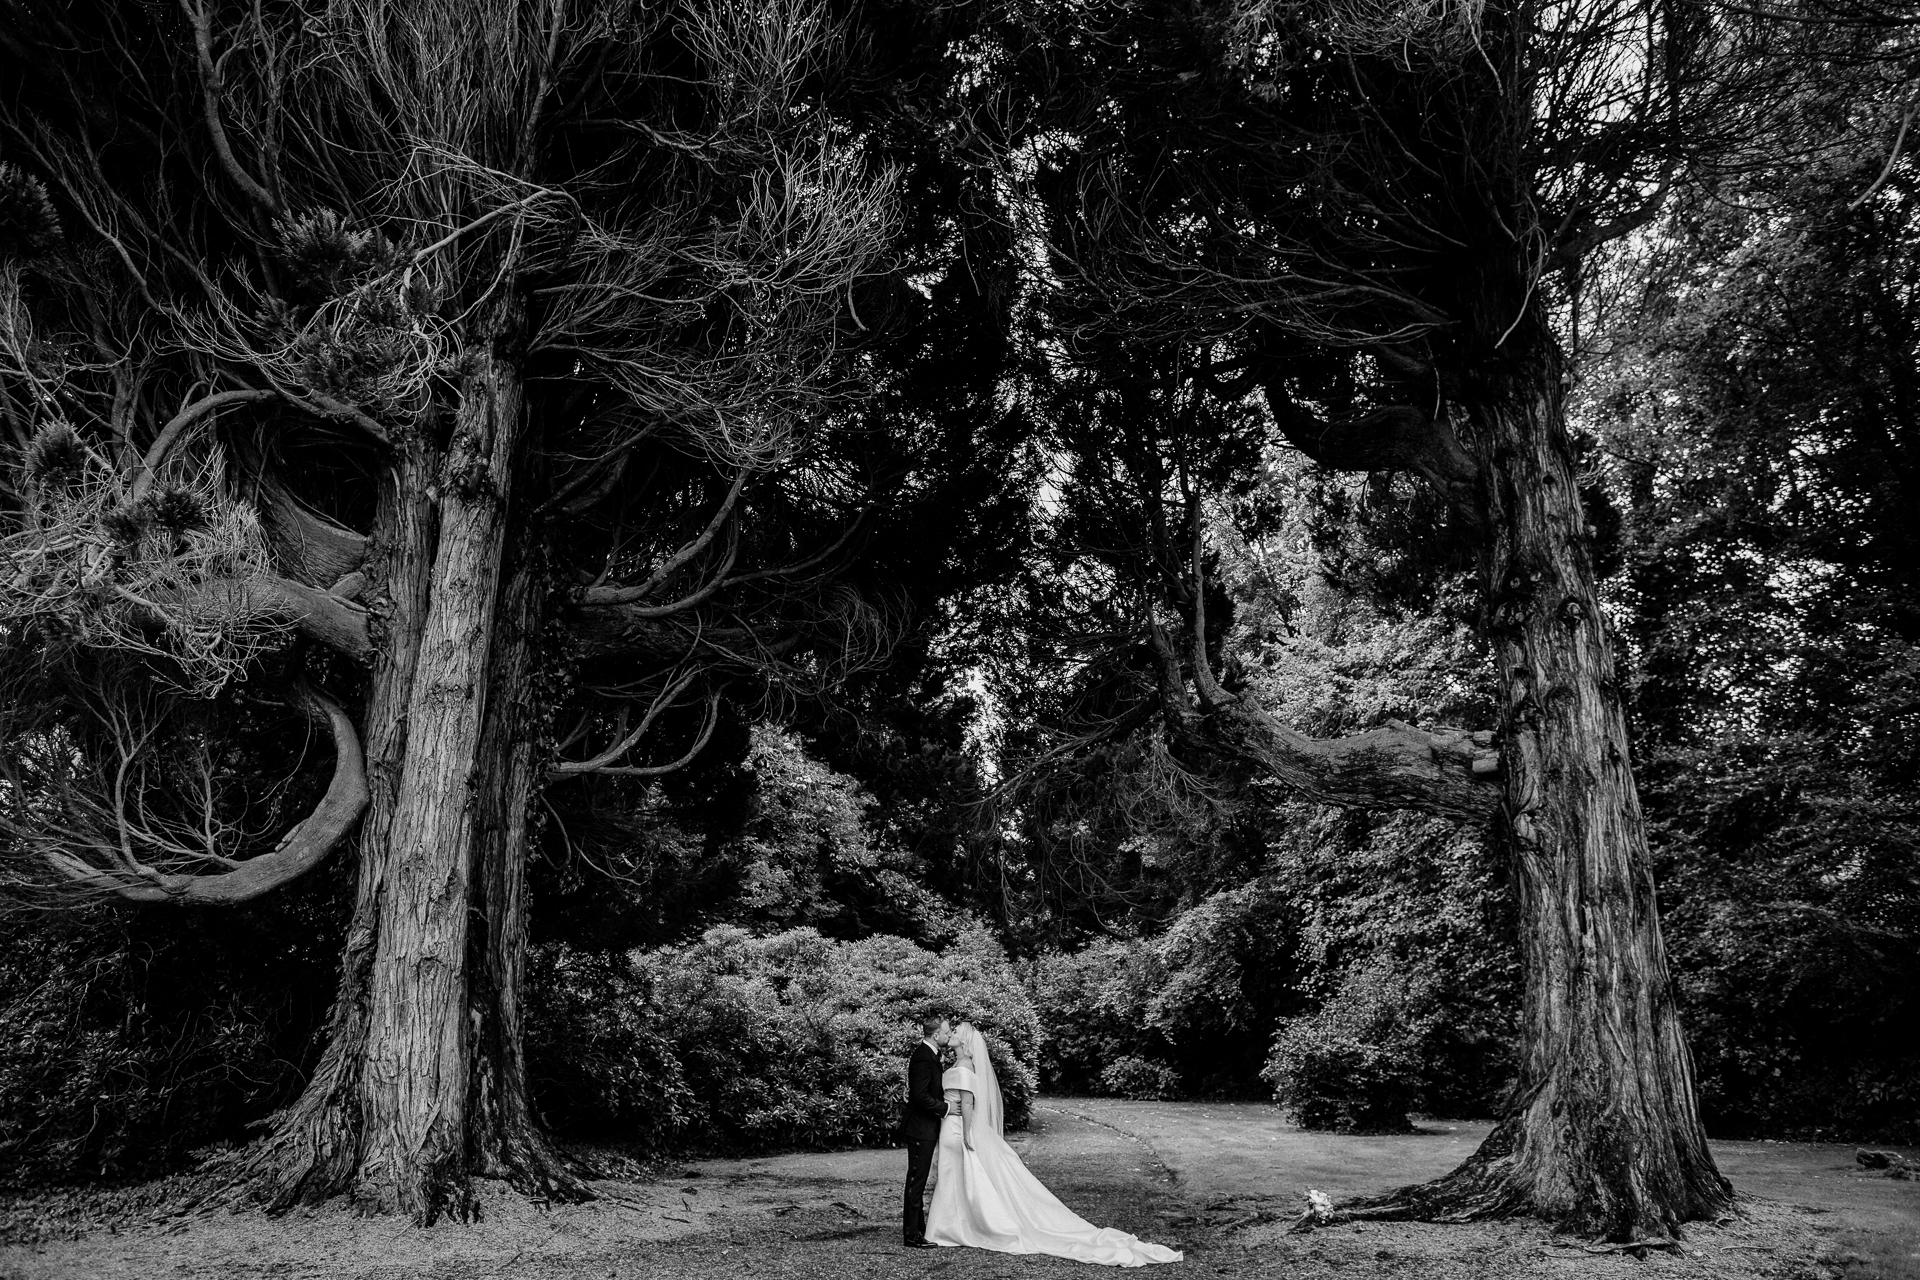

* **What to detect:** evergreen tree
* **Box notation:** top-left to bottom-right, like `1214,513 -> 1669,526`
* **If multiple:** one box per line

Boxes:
0,0 -> 905,1219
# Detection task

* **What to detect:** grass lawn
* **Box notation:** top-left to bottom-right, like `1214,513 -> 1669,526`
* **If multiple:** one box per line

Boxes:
2,1099 -> 1911,1279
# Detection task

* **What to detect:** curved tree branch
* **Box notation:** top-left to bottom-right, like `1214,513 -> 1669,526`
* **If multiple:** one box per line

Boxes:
1182,698 -> 1500,821
1850,103 -> 1918,212
547,669 -> 699,775
244,474 -> 369,588
547,688 -> 721,780
41,686 -> 369,904
251,575 -> 373,657
1155,526 -> 1499,819
181,0 -> 279,215
144,573 -> 372,658
580,465 -> 748,606
1263,387 -> 1482,526
130,388 -> 274,501
278,389 -> 391,447
580,524 -> 740,616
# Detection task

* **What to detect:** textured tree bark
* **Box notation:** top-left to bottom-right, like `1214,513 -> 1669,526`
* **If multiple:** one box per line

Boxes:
353,349 -> 523,1221
1352,348 -> 1731,1239
247,369 -> 578,1216
466,514 -> 583,1197
253,436 -> 439,1210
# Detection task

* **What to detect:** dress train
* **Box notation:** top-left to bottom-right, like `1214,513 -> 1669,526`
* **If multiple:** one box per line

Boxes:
924,1108 -> 1182,1267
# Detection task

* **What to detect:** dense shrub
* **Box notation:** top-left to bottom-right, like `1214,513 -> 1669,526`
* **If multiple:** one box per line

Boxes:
1263,958 -> 1443,1132
1022,880 -> 1306,1098
1021,938 -> 1158,1094
1652,736 -> 1920,1144
0,877 -> 346,1188
1266,807 -> 1521,1121
1099,1057 -> 1182,1100
1022,826 -> 1518,1123
528,923 -> 1040,1155
521,945 -> 697,1151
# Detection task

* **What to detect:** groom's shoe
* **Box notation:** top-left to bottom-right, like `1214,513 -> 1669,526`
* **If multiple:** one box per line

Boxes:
903,1239 -> 936,1249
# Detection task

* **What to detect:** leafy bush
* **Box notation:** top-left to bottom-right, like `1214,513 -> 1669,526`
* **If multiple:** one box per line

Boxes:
0,881 -> 345,1188
1022,880 -> 1305,1099
1021,938 -> 1158,1094
522,946 -> 697,1151
1263,958 -> 1442,1132
1099,1057 -> 1182,1100
1136,880 -> 1306,1093
1023,850 -> 1516,1118
1652,736 -> 1920,1144
528,922 -> 1040,1155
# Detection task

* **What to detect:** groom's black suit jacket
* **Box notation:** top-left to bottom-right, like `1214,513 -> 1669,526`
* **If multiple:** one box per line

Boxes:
899,1042 -> 947,1143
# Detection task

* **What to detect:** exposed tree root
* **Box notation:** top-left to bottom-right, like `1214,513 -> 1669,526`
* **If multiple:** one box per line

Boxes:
1285,1116 -> 1733,1246
207,935 -> 592,1223
481,1122 -> 595,1207
211,1094 -> 592,1225
1578,1238 -> 1682,1256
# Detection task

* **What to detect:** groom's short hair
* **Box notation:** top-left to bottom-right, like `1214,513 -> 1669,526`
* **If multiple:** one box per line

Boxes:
919,1013 -> 947,1037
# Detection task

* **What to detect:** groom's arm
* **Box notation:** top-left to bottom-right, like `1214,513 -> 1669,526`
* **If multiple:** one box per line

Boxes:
908,1050 -> 947,1116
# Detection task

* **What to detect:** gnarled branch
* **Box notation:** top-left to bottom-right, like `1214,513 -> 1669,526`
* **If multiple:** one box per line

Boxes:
141,573 -> 372,659
1184,699 -> 1499,820
181,0 -> 279,214
1263,388 -> 1482,526
548,688 -> 721,780
1179,501 -> 1496,819
548,669 -> 699,775
40,687 -> 369,904
580,465 -> 748,606
130,389 -> 274,502
244,475 -> 369,588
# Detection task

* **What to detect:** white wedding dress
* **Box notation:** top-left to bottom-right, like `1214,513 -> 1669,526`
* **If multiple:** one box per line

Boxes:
925,1024 -> 1182,1267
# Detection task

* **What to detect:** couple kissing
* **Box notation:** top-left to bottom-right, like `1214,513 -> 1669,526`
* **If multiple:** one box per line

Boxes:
900,1013 -> 1181,1267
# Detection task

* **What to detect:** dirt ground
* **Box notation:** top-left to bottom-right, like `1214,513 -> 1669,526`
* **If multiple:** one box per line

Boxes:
1,1100 -> 1912,1280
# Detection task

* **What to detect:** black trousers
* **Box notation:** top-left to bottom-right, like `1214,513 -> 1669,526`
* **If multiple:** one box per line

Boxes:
903,1136 -> 937,1242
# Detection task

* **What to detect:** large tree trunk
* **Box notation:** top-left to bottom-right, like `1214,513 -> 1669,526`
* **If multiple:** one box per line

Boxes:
247,342 -> 548,1222
251,435 -> 438,1209
1359,344 -> 1731,1240
353,347 -> 524,1221
467,451 -> 582,1197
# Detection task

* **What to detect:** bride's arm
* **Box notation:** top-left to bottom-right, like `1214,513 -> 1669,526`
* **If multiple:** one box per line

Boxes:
959,1090 -> 976,1150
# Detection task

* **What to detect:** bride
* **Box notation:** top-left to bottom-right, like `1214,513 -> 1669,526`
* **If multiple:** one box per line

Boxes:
925,1022 -> 1182,1267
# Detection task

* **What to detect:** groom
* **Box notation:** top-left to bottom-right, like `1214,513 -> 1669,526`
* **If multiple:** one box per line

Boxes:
900,1013 -> 952,1249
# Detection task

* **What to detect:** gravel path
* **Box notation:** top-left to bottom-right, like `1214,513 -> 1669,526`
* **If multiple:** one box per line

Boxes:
3,1100 -> 1906,1280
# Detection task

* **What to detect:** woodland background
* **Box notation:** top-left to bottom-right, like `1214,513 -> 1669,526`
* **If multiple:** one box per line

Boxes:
0,0 -> 1915,1210
6,303 -> 1917,1184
